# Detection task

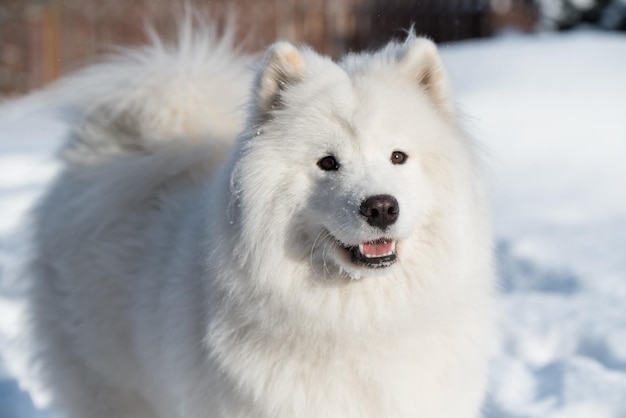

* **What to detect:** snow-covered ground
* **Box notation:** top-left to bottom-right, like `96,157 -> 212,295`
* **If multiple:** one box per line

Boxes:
1,30 -> 625,417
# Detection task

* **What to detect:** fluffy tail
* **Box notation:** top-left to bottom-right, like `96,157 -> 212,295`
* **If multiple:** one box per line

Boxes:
51,14 -> 254,166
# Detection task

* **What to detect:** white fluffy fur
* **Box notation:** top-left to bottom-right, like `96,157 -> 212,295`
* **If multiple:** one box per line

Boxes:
27,19 -> 494,418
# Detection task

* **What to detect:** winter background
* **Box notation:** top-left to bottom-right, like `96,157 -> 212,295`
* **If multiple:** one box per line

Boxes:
1,4 -> 626,418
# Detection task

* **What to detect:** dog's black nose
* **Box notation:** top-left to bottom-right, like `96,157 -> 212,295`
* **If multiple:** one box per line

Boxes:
359,194 -> 399,230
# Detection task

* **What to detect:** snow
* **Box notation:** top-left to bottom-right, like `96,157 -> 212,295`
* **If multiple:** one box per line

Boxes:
441,30 -> 626,417
1,30 -> 625,417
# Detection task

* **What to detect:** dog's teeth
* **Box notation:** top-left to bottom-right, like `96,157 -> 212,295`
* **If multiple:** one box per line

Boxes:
358,240 -> 396,258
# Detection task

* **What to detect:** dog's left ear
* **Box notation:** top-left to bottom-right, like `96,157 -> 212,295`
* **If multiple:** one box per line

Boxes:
399,38 -> 455,117
253,42 -> 305,119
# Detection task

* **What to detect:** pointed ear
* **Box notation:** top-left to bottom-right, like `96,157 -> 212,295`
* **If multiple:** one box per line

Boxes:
399,38 -> 455,117
254,42 -> 306,119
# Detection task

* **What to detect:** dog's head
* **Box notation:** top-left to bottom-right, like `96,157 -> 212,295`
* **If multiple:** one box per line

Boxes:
231,37 -> 475,282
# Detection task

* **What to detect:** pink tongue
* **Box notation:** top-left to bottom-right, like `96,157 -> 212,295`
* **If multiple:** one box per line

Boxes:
361,240 -> 393,257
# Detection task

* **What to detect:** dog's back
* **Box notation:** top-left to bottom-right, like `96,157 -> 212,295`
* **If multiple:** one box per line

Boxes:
26,19 -> 252,418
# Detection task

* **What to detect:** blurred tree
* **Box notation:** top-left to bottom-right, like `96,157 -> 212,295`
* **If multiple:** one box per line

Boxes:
536,0 -> 626,30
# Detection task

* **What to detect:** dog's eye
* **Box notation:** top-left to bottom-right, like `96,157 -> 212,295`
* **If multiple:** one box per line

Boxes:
391,151 -> 408,165
317,155 -> 340,171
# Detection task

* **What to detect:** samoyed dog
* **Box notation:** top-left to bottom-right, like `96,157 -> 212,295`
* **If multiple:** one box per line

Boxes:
27,19 -> 494,418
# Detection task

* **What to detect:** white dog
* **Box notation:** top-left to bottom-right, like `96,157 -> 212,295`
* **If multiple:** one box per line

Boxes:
26,18 -> 494,418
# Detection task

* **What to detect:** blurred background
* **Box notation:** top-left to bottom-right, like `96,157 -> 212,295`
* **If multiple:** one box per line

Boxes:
1,0 -> 626,96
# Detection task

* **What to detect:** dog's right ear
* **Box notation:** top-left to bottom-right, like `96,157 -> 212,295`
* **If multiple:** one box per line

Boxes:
253,42 -> 305,119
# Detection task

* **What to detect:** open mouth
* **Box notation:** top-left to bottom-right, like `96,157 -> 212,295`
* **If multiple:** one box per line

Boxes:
344,238 -> 398,268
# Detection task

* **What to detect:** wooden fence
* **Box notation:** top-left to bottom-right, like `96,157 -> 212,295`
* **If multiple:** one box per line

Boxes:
0,0 -> 534,95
